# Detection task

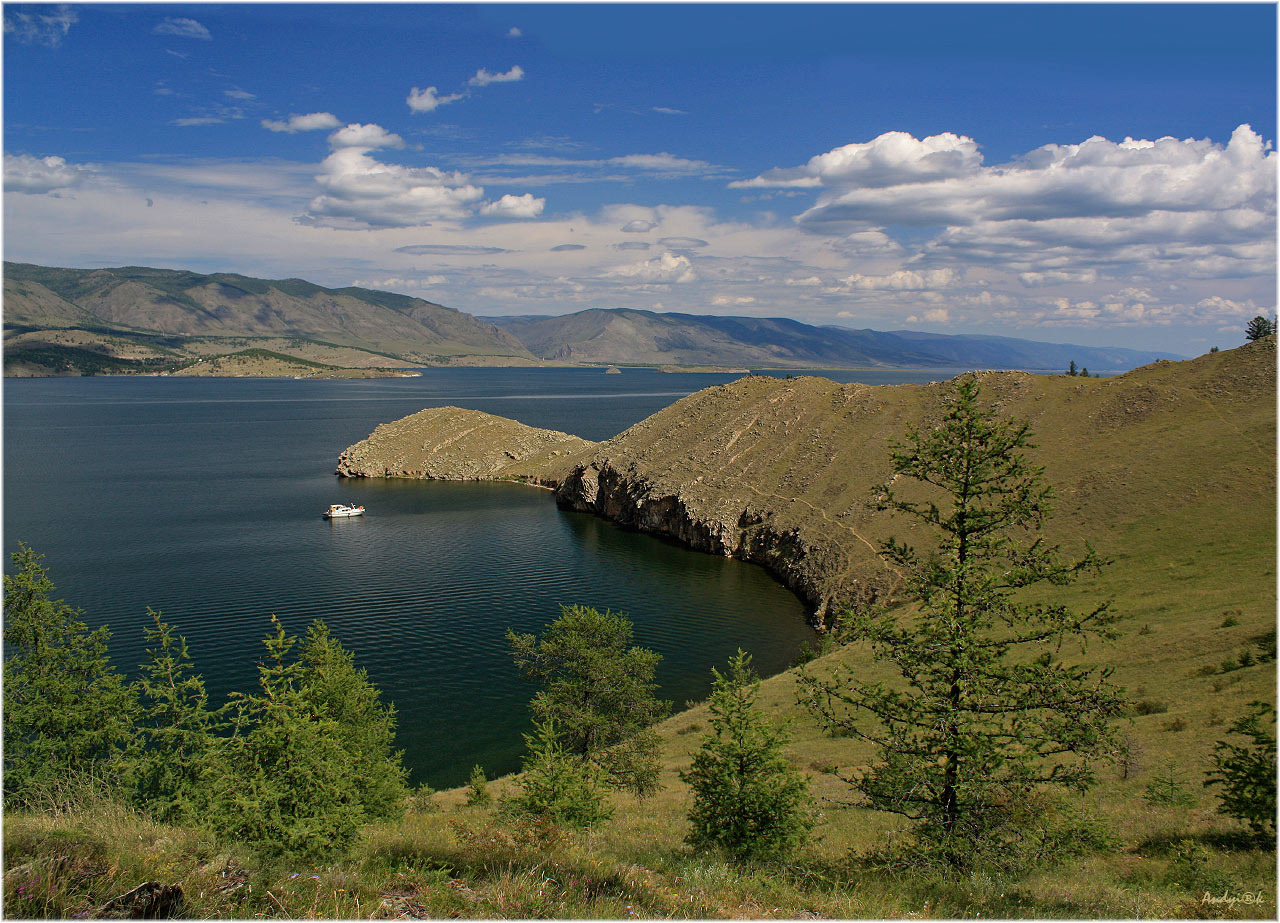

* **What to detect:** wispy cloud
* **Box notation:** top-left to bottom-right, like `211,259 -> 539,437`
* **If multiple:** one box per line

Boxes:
172,116 -> 226,127
224,88 -> 256,101
652,106 -> 686,115
153,17 -> 211,40
4,5 -> 77,47
507,27 -> 522,38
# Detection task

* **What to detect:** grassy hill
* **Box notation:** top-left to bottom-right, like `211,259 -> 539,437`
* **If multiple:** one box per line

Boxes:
486,307 -> 1177,371
3,262 -> 535,375
5,341 -> 1274,918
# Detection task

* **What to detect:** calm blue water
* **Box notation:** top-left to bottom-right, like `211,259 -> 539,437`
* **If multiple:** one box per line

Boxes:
3,367 -> 956,786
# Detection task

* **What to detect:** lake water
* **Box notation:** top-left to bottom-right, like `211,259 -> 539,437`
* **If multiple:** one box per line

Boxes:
3,366 -> 958,786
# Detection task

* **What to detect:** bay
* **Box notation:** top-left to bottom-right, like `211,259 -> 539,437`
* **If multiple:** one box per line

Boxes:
3,366 -> 957,786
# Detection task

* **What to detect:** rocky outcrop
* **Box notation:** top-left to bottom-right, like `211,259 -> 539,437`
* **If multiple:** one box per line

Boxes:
336,406 -> 597,487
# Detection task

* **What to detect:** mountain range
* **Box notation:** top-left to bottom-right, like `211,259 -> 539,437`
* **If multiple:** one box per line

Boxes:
483,309 -> 1175,371
3,262 -> 1179,375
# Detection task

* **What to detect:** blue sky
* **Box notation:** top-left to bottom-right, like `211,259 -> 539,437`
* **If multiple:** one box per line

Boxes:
4,3 -> 1276,354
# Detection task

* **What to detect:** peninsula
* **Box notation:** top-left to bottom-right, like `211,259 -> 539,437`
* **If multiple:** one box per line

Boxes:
337,338 -> 1275,626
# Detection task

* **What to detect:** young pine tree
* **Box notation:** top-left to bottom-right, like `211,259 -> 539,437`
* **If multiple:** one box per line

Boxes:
682,650 -> 813,861
132,609 -> 220,822
502,716 -> 612,829
203,617 -> 366,861
1204,701 -> 1277,844
797,376 -> 1127,867
508,605 -> 670,796
296,621 -> 409,821
466,764 -> 492,806
3,545 -> 137,803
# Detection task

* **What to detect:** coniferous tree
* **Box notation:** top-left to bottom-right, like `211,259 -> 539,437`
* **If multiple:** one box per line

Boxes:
502,716 -> 612,829
1205,701 -> 1276,843
466,764 -> 492,806
508,605 -> 670,796
296,621 -> 408,820
132,609 -> 220,822
797,377 -> 1126,867
682,650 -> 813,860
3,545 -> 137,803
203,617 -> 366,861
1245,315 -> 1276,342
1068,360 -> 1078,376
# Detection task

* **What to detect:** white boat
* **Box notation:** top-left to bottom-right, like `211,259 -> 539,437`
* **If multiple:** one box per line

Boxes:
324,503 -> 365,519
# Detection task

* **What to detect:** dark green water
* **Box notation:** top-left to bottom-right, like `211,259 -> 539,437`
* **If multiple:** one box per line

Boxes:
3,367 -> 955,785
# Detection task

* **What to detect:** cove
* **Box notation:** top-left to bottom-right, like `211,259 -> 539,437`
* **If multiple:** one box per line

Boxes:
4,368 -> 959,786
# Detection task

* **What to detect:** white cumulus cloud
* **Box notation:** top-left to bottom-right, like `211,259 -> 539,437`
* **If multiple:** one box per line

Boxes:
734,130 -> 982,189
262,112 -> 342,133
840,268 -> 957,290
469,65 -> 524,86
607,251 -> 697,283
479,193 -> 545,219
4,153 -> 92,194
407,86 -> 464,114
328,123 -> 403,150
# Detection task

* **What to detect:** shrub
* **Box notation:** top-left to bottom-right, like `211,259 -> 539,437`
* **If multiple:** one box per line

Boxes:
1132,700 -> 1169,716
200,618 -> 374,861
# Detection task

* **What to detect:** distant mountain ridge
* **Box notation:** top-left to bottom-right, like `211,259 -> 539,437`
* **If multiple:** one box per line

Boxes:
3,262 -> 533,364
485,308 -> 1179,371
4,263 -> 1179,376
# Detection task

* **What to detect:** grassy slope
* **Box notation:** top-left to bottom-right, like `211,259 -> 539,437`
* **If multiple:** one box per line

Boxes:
556,340 -> 1273,632
4,342 -> 1275,918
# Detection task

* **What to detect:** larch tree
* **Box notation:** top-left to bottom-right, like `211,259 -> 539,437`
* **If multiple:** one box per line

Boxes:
508,604 -> 670,796
797,376 -> 1127,866
3,544 -> 138,803
132,609 -> 221,822
682,650 -> 813,860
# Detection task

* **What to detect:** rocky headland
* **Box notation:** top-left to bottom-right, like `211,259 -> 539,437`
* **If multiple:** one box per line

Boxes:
336,339 -> 1275,626
335,406 -> 597,487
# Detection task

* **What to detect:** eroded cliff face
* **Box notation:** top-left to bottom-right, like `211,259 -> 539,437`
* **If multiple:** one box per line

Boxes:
336,406 -> 597,487
556,457 -> 872,622
552,375 -> 906,623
